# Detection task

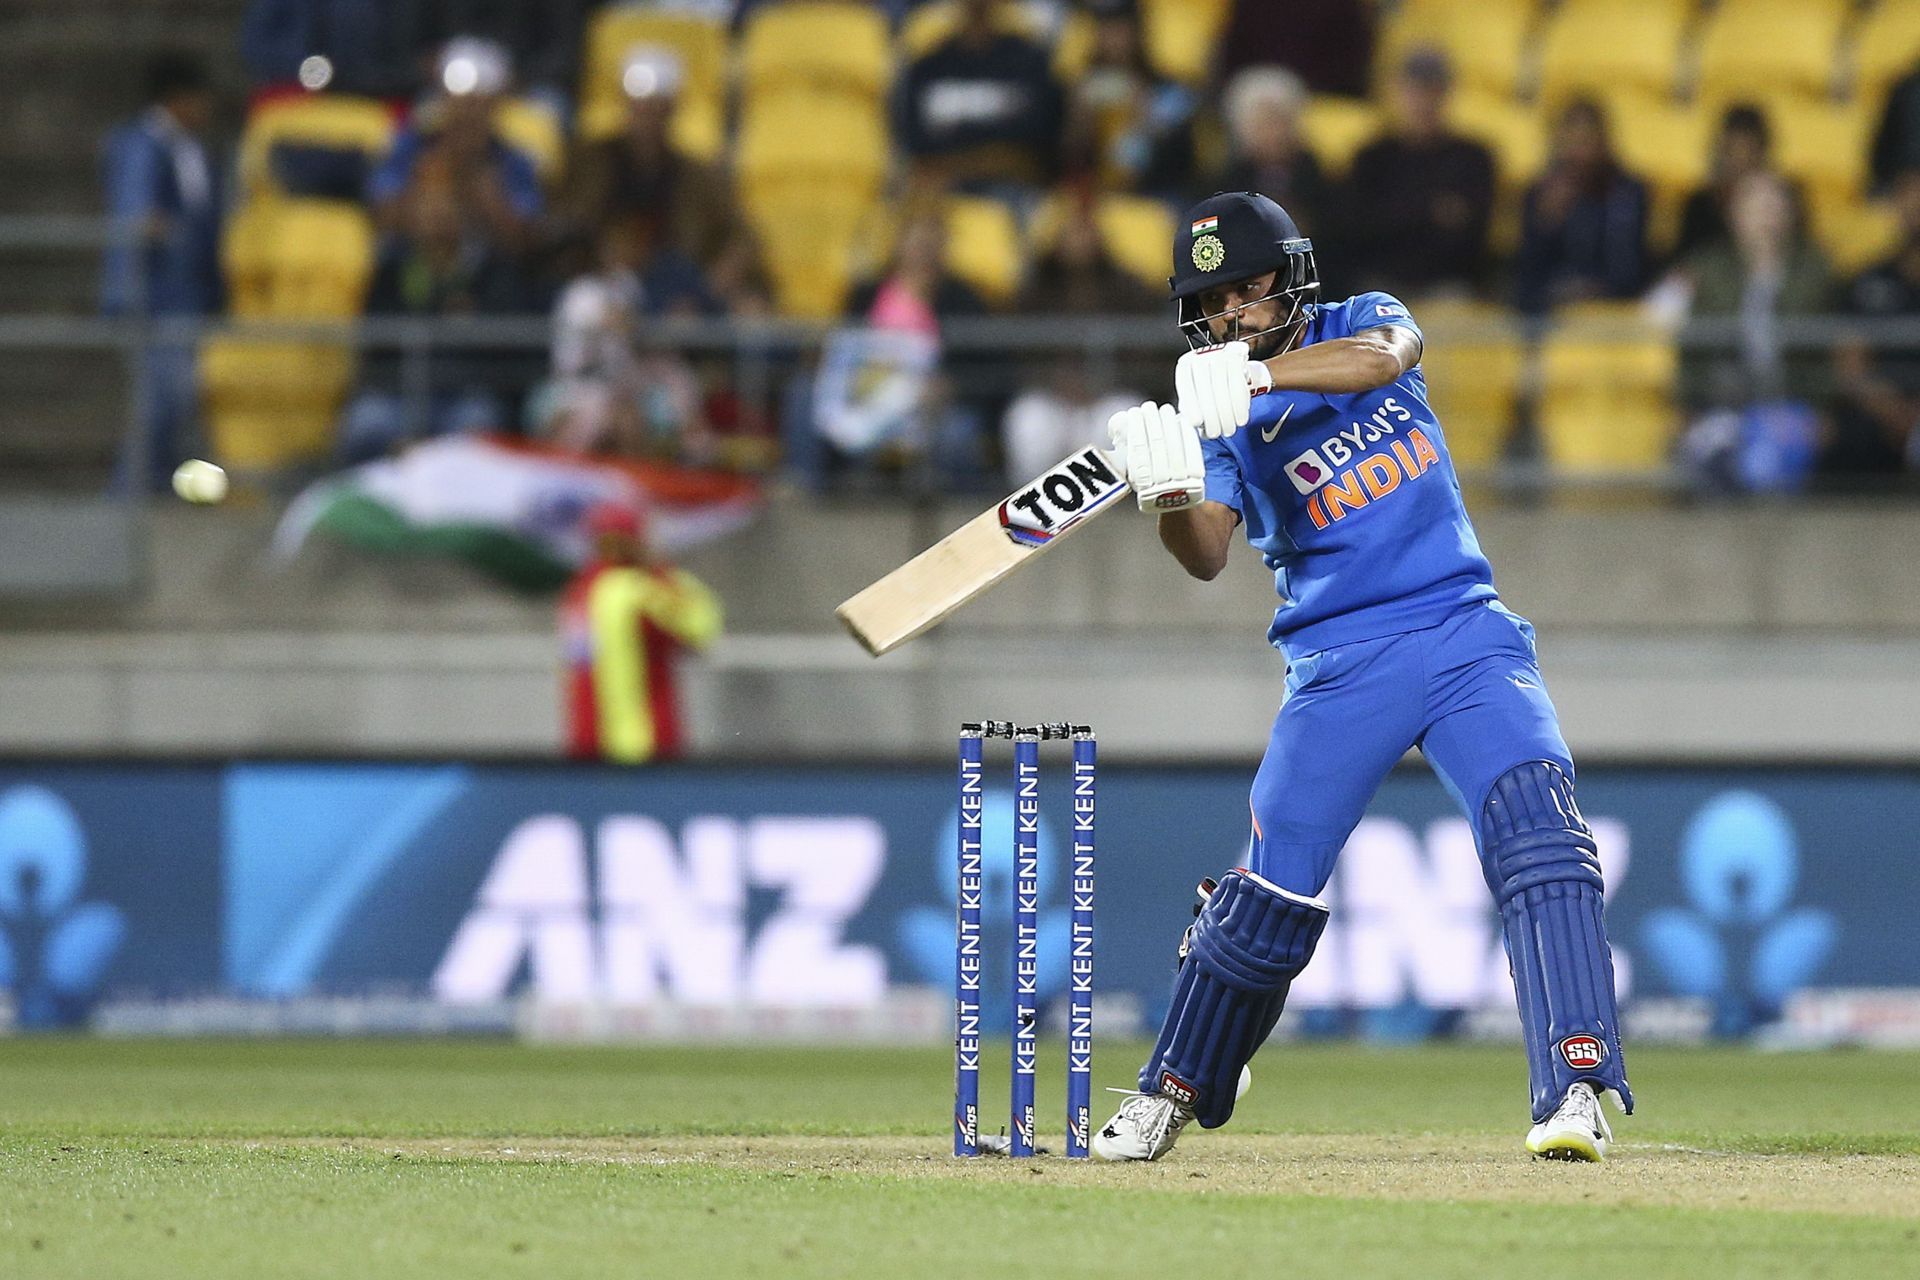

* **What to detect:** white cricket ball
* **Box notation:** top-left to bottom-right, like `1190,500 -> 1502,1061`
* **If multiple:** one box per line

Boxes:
171,458 -> 229,505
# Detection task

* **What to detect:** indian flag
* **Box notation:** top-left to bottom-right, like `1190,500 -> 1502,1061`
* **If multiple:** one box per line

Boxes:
273,436 -> 762,592
1190,215 -> 1220,236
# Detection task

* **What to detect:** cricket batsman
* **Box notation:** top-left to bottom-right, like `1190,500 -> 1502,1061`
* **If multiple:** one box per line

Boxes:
1091,191 -> 1633,1163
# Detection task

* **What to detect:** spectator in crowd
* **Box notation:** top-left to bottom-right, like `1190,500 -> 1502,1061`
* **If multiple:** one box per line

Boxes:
561,502 -> 721,765
894,0 -> 1065,199
1217,0 -> 1376,98
1017,211 -> 1161,315
1871,61 -> 1920,192
1342,49 -> 1496,297
535,214 -> 716,458
1678,171 -> 1831,408
400,0 -> 588,113
1828,167 -> 1920,477
1061,0 -> 1196,201
1512,98 -> 1650,316
241,0 -> 416,99
1001,362 -> 1139,483
1213,66 -> 1328,235
562,45 -> 764,306
368,37 -> 543,256
794,209 -> 989,488
1671,103 -> 1798,267
100,51 -> 224,492
337,179 -> 531,464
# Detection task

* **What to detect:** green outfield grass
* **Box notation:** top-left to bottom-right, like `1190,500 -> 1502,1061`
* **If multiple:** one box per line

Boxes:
0,1039 -> 1915,1278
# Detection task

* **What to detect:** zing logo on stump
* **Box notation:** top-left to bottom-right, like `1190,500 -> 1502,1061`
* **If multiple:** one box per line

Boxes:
999,448 -> 1129,547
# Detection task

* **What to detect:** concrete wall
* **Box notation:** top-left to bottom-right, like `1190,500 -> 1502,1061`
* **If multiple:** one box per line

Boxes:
2,498 -> 1917,760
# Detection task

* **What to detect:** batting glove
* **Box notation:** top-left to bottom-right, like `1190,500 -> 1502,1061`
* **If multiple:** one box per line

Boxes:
1175,341 -> 1274,439
1108,400 -> 1205,513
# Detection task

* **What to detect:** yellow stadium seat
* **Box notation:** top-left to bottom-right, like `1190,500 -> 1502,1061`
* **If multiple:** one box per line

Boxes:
1604,91 -> 1714,255
740,2 -> 892,103
1140,0 -> 1232,86
1854,1 -> 1920,109
492,97 -> 565,184
1537,0 -> 1687,106
237,94 -> 396,201
741,180 -> 883,319
1696,0 -> 1844,106
942,195 -> 1023,305
200,339 -> 355,470
223,200 -> 376,320
1767,95 -> 1875,207
1411,299 -> 1523,468
1094,195 -> 1176,293
1375,0 -> 1535,100
1448,91 -> 1547,191
1539,310 -> 1678,475
1298,96 -> 1383,179
737,94 -> 890,189
900,1 -> 1043,58
579,8 -> 727,159
1812,197 -> 1902,275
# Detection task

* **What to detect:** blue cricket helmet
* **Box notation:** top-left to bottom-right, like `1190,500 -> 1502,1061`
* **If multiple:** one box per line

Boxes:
1170,191 -> 1319,354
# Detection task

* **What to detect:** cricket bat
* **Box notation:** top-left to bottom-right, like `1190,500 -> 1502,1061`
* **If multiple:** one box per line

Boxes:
834,445 -> 1137,657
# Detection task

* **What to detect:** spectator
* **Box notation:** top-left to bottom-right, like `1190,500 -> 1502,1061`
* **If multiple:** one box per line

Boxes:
794,209 -> 989,488
561,502 -> 721,765
562,45 -> 764,305
337,180 -> 531,464
1828,167 -> 1920,477
1217,0 -> 1376,98
1001,362 -> 1139,482
1512,98 -> 1650,316
1871,62 -> 1920,192
1213,66 -> 1328,235
100,51 -> 224,492
1679,172 -> 1830,408
367,37 -> 543,256
1061,0 -> 1196,201
399,0 -> 588,112
1342,49 -> 1496,297
1018,212 -> 1161,315
894,0 -> 1065,199
536,215 -> 715,458
241,0 -> 416,99
1671,104 -> 1798,267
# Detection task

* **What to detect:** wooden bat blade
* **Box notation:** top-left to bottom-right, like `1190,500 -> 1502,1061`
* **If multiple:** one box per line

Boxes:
835,446 -> 1131,656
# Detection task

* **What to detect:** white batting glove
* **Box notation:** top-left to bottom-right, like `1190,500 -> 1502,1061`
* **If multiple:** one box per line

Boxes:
1107,400 -> 1205,512
1175,341 -> 1274,439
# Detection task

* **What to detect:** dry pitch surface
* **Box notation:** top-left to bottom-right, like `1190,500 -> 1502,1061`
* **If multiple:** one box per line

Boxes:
0,1040 -> 1914,1278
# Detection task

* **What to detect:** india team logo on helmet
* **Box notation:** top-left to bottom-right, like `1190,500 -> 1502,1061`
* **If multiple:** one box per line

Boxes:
1558,1034 -> 1607,1071
1191,234 -> 1225,272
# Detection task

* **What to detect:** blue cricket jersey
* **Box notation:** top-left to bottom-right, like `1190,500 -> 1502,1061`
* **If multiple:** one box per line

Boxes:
1200,291 -> 1498,656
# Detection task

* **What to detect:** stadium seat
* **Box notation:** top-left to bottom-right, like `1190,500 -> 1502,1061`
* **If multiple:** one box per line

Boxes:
899,0 -> 1044,58
1448,91 -> 1547,191
1140,0 -> 1233,86
1411,299 -> 1524,469
491,98 -> 565,184
1604,91 -> 1714,255
740,3 -> 892,104
1812,197 -> 1902,276
1538,306 -> 1678,476
222,200 -> 375,321
199,339 -> 355,470
1854,1 -> 1920,111
237,94 -> 395,202
737,93 -> 890,190
1375,0 -> 1535,100
1298,96 -> 1383,179
941,196 -> 1024,306
579,8 -> 727,158
1696,0 -> 1845,106
1095,195 -> 1177,294
741,179 -> 882,319
1537,0 -> 1687,107
1767,96 -> 1875,210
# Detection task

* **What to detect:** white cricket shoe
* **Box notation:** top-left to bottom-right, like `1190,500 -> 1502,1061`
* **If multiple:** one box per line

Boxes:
1526,1081 -> 1612,1162
1092,1065 -> 1250,1162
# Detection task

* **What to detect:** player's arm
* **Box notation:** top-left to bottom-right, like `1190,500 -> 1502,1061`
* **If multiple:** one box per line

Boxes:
1158,502 -> 1240,581
1260,324 -> 1422,395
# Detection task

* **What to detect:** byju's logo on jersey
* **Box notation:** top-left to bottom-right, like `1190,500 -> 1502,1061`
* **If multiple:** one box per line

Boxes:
1283,448 -> 1332,494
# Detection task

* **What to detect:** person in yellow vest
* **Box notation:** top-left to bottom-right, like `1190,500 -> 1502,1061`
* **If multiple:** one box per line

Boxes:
561,502 -> 721,762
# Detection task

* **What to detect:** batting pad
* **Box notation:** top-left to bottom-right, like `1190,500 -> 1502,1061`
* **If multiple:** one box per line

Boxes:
1139,869 -> 1328,1129
1482,761 -> 1635,1122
